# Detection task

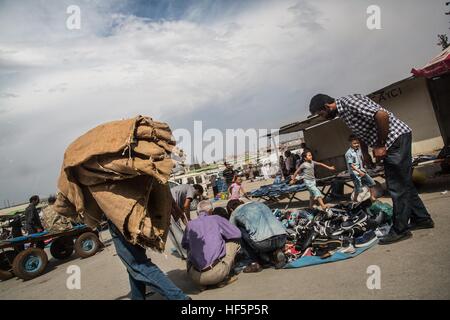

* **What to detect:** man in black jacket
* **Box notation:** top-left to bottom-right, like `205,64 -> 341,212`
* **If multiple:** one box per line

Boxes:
222,163 -> 236,189
24,195 -> 43,234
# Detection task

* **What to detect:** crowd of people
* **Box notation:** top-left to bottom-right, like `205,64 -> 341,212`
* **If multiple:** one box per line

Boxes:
8,92 -> 435,301
142,91 -> 435,300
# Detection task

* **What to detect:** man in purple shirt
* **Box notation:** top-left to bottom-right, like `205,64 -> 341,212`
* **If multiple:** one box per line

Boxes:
182,200 -> 241,289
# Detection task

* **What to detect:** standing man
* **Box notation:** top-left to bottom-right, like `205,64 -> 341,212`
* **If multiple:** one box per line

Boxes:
108,220 -> 190,300
170,184 -> 204,259
171,184 -> 204,223
24,195 -> 43,234
222,163 -> 236,190
309,93 -> 434,244
279,156 -> 288,179
210,174 -> 219,198
247,164 -> 255,182
284,151 -> 296,175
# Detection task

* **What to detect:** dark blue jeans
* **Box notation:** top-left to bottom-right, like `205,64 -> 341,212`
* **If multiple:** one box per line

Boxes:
108,221 -> 188,300
239,227 -> 286,264
384,133 -> 431,233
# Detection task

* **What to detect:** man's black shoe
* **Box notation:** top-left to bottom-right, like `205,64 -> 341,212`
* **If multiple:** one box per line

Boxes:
408,218 -> 434,231
272,249 -> 287,269
379,229 -> 412,245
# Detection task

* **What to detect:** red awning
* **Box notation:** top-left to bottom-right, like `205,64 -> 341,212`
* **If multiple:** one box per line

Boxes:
411,47 -> 450,78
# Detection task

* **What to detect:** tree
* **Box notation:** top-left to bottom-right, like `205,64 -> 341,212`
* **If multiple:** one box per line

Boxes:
437,2 -> 450,50
438,34 -> 450,50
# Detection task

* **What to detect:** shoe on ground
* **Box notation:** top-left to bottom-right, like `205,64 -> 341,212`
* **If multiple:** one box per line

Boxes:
338,244 -> 356,254
272,249 -> 287,269
379,229 -> 412,245
301,247 -> 313,257
355,230 -> 378,248
341,212 -> 368,230
408,218 -> 434,231
243,262 -> 263,273
320,251 -> 333,259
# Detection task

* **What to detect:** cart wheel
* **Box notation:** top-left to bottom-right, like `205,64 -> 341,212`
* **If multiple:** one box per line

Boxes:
74,232 -> 101,258
50,237 -> 74,260
12,248 -> 48,281
0,250 -> 18,281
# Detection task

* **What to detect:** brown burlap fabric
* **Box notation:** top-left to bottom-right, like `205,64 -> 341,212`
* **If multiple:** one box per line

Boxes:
55,116 -> 176,251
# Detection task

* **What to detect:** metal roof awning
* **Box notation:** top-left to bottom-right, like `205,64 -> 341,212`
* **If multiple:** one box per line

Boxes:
412,47 -> 450,78
278,114 -> 327,135
277,75 -> 417,136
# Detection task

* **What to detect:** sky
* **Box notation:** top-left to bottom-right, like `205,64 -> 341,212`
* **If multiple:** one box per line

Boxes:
0,0 -> 448,205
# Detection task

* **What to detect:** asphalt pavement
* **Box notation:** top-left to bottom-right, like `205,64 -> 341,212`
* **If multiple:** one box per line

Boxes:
1,176 -> 449,300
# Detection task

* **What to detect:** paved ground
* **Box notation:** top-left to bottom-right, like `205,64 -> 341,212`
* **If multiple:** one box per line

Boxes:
1,173 -> 449,300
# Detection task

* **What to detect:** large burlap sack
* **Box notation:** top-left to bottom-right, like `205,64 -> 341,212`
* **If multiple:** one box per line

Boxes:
55,116 -> 176,250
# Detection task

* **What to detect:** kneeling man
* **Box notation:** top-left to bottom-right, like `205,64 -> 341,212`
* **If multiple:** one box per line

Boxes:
229,201 -> 287,270
182,200 -> 241,288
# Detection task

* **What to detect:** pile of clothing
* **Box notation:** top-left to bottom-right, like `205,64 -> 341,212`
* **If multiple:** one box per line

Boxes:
273,200 -> 393,263
249,181 -> 306,198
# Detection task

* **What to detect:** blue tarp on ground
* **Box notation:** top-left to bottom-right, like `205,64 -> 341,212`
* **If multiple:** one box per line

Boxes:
284,241 -> 378,269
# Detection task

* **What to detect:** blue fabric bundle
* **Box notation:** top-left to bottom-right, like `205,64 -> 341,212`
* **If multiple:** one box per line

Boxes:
250,182 -> 306,197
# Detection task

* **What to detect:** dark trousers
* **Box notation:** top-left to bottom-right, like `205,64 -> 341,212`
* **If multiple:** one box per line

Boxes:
108,221 -> 188,300
384,133 -> 431,233
239,227 -> 286,264
212,186 -> 219,197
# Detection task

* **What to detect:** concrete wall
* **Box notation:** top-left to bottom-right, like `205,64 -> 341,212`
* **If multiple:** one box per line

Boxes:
304,120 -> 351,178
369,77 -> 444,154
303,77 -> 444,178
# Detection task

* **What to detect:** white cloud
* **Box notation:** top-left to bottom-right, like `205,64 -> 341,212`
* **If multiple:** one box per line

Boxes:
0,0 -> 447,204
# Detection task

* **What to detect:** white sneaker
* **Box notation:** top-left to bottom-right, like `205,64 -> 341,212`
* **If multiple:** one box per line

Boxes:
338,244 -> 356,254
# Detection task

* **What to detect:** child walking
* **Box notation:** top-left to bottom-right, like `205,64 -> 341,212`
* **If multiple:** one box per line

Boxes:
290,151 -> 335,210
228,176 -> 248,200
345,135 -> 377,202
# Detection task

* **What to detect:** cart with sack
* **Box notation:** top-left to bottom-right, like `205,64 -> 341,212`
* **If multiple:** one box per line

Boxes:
0,224 -> 102,281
